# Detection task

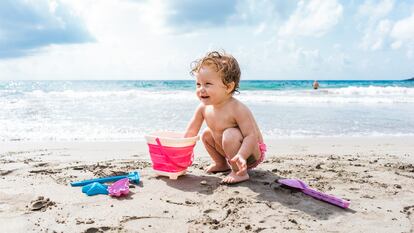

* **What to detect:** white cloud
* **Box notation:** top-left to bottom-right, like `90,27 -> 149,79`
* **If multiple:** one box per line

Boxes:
357,1 -> 414,57
357,0 -> 394,24
360,19 -> 392,50
232,0 -> 280,24
391,40 -> 402,49
253,22 -> 267,35
278,0 -> 343,37
390,11 -> 414,58
356,0 -> 397,51
390,12 -> 414,42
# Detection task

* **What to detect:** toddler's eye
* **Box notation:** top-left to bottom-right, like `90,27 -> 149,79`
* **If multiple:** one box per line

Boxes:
196,83 -> 201,86
206,83 -> 212,86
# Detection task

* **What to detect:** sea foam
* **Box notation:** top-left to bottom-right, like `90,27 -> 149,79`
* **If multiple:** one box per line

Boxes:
1,81 -> 413,141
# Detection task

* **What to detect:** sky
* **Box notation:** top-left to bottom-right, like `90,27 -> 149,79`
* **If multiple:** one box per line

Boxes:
0,0 -> 414,80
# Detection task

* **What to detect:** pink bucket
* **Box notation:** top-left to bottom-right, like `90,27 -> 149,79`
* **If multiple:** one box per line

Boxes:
145,132 -> 199,173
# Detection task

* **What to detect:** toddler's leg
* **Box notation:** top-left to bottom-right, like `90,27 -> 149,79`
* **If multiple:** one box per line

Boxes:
201,128 -> 230,173
221,128 -> 249,184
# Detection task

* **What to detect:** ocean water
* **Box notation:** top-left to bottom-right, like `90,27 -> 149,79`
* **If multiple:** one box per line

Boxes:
1,80 -> 414,141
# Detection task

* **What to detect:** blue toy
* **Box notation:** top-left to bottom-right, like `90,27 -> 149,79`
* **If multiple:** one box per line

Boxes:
82,182 -> 109,196
70,171 -> 140,187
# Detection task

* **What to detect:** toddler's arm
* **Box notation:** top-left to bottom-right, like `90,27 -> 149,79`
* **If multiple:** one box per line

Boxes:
184,104 -> 204,137
233,105 -> 260,160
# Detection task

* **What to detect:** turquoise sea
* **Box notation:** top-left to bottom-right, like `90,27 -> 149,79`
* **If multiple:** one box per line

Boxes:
1,80 -> 414,141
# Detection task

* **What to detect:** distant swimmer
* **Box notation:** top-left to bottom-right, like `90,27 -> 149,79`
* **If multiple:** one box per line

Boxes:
313,80 -> 319,90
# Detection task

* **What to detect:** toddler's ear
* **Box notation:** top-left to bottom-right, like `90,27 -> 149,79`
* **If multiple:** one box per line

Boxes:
226,82 -> 235,94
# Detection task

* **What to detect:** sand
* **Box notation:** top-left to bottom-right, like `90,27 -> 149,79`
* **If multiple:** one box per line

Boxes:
0,136 -> 413,232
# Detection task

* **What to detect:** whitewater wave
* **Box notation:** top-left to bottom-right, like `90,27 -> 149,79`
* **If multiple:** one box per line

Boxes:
2,86 -> 414,105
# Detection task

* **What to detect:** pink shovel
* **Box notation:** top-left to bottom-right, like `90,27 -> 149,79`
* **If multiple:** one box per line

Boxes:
278,179 -> 350,208
107,178 -> 130,197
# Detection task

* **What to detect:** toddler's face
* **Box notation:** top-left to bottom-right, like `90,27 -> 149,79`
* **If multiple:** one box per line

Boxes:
195,66 -> 232,105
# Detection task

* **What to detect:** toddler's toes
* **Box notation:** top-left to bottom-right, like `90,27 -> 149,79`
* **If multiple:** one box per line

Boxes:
220,171 -> 249,185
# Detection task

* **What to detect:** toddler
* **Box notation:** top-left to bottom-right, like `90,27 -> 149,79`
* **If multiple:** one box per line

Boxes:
184,51 -> 266,184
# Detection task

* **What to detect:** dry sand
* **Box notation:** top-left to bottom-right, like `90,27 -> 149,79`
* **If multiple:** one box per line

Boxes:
0,136 -> 413,233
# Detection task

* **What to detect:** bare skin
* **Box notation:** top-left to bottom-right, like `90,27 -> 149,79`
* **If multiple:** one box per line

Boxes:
185,66 -> 263,184
201,128 -> 230,173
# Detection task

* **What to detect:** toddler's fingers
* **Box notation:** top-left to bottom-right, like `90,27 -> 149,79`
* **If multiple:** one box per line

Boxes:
236,160 -> 245,169
236,167 -> 247,176
230,156 -> 238,163
236,163 -> 247,175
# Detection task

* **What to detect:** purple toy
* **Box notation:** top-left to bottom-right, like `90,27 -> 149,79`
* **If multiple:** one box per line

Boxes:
278,178 -> 350,208
108,178 -> 130,197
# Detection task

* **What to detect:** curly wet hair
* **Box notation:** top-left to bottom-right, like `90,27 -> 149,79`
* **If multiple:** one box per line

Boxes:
190,51 -> 241,94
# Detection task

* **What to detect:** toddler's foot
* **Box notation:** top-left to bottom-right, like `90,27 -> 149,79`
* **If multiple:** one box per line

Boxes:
204,163 -> 230,173
221,171 -> 249,184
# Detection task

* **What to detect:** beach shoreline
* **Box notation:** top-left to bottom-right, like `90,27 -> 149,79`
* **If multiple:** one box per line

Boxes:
1,135 -> 413,161
1,136 -> 413,232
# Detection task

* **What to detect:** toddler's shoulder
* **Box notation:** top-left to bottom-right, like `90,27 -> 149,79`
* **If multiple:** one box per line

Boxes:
196,103 -> 206,109
195,103 -> 207,115
230,98 -> 251,113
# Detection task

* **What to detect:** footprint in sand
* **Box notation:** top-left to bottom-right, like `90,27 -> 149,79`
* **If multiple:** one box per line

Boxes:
403,205 -> 414,216
28,196 -> 56,212
76,218 -> 95,225
0,169 -> 14,176
402,205 -> 414,228
33,162 -> 49,167
84,226 -> 114,233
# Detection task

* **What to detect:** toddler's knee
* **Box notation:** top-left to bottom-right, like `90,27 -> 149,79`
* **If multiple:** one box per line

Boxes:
222,128 -> 242,148
201,128 -> 213,144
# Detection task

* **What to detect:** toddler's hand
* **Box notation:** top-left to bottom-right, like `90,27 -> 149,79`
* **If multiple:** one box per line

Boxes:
231,154 -> 247,175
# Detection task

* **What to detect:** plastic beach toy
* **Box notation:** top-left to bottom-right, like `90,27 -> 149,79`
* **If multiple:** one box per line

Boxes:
278,178 -> 350,208
82,182 -> 109,196
70,171 -> 140,187
108,178 -> 130,197
145,131 -> 199,147
145,131 -> 199,179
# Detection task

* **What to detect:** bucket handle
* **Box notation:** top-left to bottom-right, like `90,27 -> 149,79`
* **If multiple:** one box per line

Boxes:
155,138 -> 194,169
